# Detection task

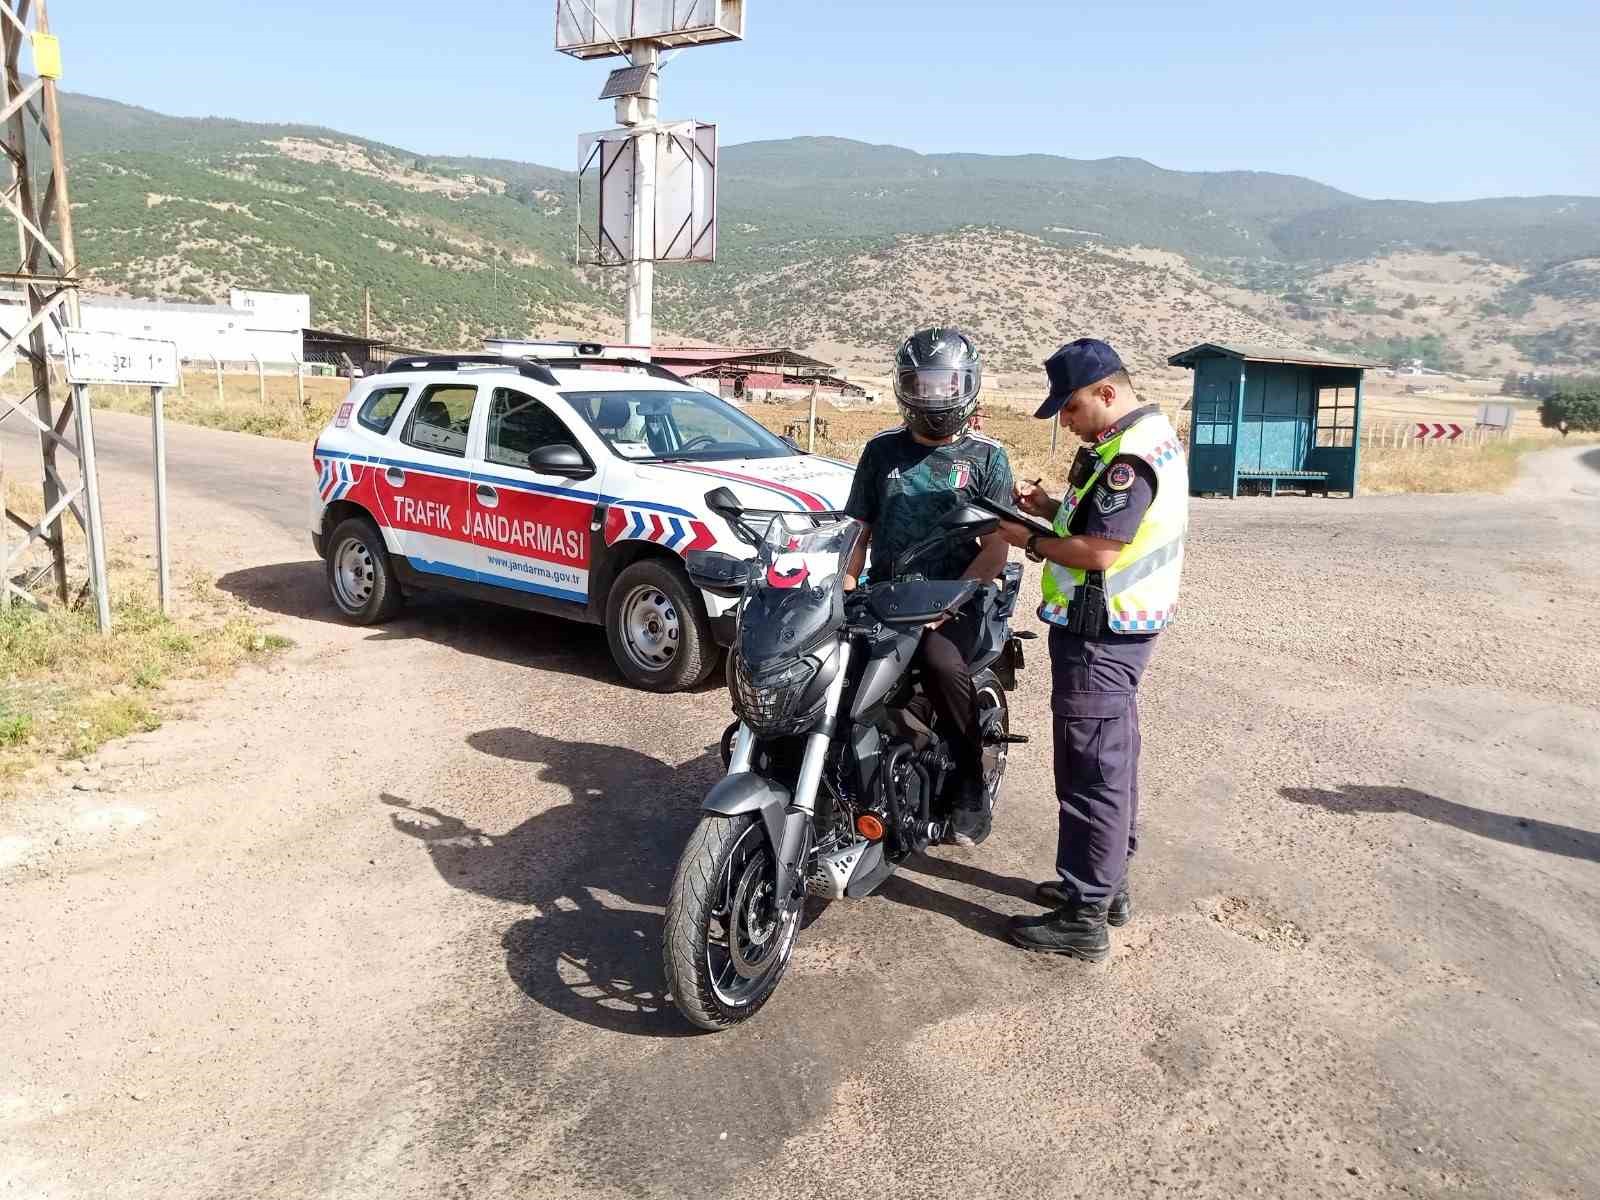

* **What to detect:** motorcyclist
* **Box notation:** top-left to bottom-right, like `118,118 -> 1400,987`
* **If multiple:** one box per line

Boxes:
842,327 -> 1014,845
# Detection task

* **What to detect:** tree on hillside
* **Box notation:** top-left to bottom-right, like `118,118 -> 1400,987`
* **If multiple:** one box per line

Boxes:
1539,386 -> 1600,437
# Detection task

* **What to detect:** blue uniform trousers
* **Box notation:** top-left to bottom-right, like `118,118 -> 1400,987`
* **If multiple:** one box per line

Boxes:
1047,625 -> 1157,905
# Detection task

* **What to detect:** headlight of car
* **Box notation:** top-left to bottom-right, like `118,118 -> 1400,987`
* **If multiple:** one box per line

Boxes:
731,654 -> 820,738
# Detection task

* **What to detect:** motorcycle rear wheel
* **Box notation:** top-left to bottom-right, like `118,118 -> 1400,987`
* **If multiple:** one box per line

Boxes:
663,813 -> 802,1031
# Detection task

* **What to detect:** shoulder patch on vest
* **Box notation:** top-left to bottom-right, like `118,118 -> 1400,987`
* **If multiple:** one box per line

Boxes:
1105,462 -> 1136,492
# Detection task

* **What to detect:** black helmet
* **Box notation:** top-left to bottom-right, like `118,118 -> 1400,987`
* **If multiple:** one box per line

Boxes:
893,327 -> 982,440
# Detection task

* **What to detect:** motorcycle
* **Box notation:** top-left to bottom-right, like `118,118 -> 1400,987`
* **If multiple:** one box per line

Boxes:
662,487 -> 1032,1030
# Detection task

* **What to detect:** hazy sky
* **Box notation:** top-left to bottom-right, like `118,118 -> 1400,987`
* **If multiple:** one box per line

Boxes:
54,0 -> 1599,201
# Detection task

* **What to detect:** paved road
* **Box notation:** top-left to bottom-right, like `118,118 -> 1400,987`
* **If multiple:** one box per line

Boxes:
3,413 -> 1599,1199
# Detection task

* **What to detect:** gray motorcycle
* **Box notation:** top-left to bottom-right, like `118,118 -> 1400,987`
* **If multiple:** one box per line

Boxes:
662,488 -> 1031,1030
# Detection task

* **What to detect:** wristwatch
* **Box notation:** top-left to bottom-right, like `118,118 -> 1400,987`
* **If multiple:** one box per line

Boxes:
1025,532 -> 1045,563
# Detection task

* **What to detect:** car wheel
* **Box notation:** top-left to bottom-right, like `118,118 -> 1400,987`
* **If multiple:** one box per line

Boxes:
325,516 -> 403,625
605,558 -> 716,692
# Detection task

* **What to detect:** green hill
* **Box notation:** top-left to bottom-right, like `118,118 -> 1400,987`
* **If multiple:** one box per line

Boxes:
54,92 -> 1600,370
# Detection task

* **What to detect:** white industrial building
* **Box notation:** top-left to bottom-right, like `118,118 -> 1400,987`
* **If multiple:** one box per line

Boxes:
0,287 -> 309,363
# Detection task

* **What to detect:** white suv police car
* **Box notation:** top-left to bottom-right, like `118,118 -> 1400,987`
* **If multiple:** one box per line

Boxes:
310,344 -> 853,691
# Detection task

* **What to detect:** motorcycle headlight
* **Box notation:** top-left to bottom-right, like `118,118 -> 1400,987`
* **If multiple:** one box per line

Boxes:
731,655 -> 820,737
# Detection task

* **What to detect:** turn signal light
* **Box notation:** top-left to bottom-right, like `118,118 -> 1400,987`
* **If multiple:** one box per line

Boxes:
855,813 -> 885,841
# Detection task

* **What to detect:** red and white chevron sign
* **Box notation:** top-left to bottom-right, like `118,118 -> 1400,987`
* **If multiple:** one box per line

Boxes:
1414,422 -> 1464,441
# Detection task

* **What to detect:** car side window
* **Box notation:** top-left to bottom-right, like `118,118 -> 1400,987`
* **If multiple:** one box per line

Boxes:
486,387 -> 583,468
358,386 -> 409,434
402,384 -> 475,457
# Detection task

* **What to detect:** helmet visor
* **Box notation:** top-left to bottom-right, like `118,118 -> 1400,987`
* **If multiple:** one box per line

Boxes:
896,366 -> 978,410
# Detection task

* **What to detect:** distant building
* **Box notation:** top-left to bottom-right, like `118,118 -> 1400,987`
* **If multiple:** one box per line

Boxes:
480,339 -> 869,403
651,346 -> 868,402
0,287 -> 309,363
303,328 -> 392,376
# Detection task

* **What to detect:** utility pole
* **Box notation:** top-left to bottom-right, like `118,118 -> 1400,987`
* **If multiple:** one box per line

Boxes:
0,1 -> 111,627
363,287 -> 372,340
617,41 -> 658,349
558,2 -> 737,355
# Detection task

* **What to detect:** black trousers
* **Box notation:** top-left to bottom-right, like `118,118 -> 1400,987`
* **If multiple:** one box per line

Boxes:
1048,626 -> 1157,904
916,611 -> 982,779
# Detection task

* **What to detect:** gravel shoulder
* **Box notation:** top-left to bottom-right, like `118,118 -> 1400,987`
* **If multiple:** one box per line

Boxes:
2,418 -> 1597,1199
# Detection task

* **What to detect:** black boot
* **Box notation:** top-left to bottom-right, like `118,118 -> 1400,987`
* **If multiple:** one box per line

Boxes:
945,778 -> 993,848
1035,879 -> 1131,927
1008,900 -> 1110,961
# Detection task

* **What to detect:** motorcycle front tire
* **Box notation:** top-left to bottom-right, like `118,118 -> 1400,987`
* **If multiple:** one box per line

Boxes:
662,812 -> 802,1031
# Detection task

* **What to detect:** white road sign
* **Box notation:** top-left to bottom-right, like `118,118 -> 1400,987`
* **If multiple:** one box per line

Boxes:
64,330 -> 179,387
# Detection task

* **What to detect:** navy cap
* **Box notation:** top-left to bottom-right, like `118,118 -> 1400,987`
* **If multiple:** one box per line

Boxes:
1035,338 -> 1125,419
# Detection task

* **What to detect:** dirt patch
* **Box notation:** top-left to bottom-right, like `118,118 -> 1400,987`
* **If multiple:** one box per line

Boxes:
1197,895 -> 1310,950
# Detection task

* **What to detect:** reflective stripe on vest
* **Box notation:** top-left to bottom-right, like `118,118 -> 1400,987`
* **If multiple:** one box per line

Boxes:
1039,411 -> 1189,634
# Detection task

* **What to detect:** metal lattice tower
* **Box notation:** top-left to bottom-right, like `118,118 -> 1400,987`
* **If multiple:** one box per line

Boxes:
0,0 -> 108,626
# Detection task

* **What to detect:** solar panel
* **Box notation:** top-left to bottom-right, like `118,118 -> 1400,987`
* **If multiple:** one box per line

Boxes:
599,65 -> 652,100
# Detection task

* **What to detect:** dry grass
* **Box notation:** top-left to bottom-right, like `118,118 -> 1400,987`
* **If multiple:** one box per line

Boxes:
1,365 -> 350,442
745,399 -> 1574,496
747,399 -> 1090,484
1358,436 -> 1592,494
1,478 -> 290,789
79,369 -> 350,442
0,575 -> 290,789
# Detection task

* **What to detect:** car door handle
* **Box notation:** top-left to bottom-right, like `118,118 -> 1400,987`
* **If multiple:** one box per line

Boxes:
384,466 -> 405,486
476,483 -> 499,508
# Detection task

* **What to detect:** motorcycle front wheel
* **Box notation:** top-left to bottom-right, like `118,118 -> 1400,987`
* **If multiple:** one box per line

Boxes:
663,813 -> 802,1031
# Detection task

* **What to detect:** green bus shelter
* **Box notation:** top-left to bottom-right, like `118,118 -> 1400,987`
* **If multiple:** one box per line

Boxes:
1169,343 -> 1379,498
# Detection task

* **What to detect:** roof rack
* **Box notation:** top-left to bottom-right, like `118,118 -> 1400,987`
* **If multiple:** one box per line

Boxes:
382,353 -> 686,388
539,356 -> 685,384
385,354 -> 559,385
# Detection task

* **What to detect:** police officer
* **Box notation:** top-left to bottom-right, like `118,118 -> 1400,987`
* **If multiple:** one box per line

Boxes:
994,339 -> 1188,960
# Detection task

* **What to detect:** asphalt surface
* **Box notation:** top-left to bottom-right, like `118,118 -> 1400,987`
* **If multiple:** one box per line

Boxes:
3,411 -> 1598,1199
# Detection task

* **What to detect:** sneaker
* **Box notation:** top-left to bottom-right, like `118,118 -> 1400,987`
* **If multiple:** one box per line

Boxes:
1035,879 -> 1131,927
1007,901 -> 1111,961
946,779 -> 993,848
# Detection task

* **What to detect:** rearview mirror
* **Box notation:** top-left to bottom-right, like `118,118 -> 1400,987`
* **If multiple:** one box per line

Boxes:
528,443 -> 593,479
940,504 -> 1000,536
704,486 -> 742,519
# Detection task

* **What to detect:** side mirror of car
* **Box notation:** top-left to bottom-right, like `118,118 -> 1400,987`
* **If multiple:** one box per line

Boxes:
685,549 -> 749,597
528,443 -> 593,479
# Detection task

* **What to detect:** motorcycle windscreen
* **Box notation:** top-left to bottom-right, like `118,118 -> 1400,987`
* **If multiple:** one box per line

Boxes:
738,516 -> 862,666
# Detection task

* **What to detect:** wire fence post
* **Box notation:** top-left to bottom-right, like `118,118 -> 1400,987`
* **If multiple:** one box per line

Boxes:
151,384 -> 171,616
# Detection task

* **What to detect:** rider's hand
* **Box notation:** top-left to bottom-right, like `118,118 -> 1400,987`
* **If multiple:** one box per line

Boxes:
1014,478 -> 1057,519
843,574 -> 859,592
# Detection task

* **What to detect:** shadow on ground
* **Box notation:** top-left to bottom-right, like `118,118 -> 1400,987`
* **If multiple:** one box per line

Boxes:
218,559 -> 724,692
1281,784 -> 1600,864
386,728 -> 724,1038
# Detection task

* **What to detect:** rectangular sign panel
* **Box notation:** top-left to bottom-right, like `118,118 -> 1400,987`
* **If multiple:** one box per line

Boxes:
557,0 -> 742,59
64,330 -> 179,387
578,122 -> 717,266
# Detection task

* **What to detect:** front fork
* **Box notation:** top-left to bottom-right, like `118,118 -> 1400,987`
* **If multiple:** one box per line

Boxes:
724,638 -> 854,904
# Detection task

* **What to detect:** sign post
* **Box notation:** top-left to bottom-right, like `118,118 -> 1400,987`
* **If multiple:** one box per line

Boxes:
65,331 -> 181,621
559,1 -> 739,352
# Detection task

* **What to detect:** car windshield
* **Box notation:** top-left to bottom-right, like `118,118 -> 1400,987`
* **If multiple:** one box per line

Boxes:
738,516 -> 862,665
561,388 -> 796,463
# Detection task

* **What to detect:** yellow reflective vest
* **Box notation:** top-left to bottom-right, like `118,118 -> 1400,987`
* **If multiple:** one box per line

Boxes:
1039,410 -> 1188,634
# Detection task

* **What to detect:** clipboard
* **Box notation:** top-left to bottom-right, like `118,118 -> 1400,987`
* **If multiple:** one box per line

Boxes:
971,494 -> 1056,539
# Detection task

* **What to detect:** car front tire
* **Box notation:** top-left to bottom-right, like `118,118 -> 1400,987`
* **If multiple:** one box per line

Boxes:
325,516 -> 403,625
605,558 -> 717,692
